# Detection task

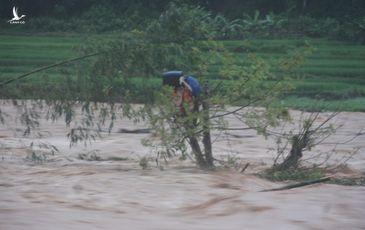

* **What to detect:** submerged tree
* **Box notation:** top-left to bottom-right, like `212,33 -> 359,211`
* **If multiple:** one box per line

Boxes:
273,111 -> 339,170
0,4 -> 313,169
140,44 -> 313,169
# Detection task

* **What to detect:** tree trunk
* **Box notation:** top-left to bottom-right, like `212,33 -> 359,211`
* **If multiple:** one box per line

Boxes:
278,136 -> 303,170
185,94 -> 208,169
277,131 -> 310,170
300,0 -> 307,15
184,81 -> 214,169
202,81 -> 214,167
188,136 -> 207,168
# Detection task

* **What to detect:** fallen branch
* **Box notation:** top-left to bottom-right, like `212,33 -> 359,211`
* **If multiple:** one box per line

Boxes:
118,128 -> 151,134
260,177 -> 331,192
240,163 -> 250,173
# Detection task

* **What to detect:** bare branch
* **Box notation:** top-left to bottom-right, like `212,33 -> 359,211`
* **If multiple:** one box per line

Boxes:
311,111 -> 340,134
215,127 -> 257,131
323,129 -> 364,145
0,52 -> 104,87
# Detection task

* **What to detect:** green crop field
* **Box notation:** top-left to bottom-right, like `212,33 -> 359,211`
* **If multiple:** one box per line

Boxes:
0,34 -> 364,111
0,34 -> 80,79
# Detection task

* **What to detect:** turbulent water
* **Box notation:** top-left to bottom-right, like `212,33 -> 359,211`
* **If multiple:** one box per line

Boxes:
1,104 -> 365,230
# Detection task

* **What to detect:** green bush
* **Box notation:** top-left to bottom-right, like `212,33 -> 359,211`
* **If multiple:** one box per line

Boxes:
308,18 -> 340,38
3,2 -> 364,43
338,17 -> 365,44
146,3 -> 215,43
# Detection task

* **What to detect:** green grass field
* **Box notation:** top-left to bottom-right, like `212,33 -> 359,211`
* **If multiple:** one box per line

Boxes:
0,34 -> 364,111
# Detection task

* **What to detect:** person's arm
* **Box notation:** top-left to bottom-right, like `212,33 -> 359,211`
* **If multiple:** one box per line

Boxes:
172,88 -> 183,107
179,76 -> 193,92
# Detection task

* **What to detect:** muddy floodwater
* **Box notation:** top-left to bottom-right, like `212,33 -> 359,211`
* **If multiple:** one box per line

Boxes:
1,103 -> 365,230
